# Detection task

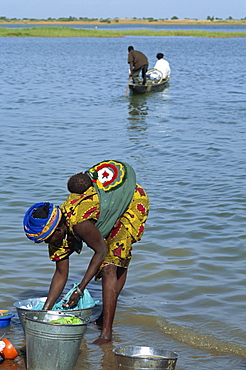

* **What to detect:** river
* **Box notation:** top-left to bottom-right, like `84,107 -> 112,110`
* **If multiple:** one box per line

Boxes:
0,27 -> 245,369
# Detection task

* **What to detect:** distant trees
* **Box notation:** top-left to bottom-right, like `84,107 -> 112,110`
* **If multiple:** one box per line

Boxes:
143,17 -> 158,22
207,15 -> 235,21
100,18 -> 111,23
57,16 -> 78,22
79,17 -> 98,22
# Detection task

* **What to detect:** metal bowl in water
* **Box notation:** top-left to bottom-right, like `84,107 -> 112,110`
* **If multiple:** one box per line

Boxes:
13,297 -> 94,333
113,345 -> 178,370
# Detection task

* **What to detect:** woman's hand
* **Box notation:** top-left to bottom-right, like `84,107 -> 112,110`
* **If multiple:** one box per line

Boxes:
62,289 -> 81,308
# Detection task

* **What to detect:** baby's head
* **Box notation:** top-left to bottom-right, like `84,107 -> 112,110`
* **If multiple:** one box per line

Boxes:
67,172 -> 92,194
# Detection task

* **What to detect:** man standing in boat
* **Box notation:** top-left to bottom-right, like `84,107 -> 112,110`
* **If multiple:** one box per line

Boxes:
128,46 -> 148,85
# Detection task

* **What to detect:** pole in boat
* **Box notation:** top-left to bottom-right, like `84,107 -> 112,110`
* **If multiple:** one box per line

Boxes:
125,76 -> 131,97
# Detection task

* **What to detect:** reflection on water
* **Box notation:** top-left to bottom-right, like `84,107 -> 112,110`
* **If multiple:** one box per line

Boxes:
128,94 -> 149,121
127,84 -> 171,124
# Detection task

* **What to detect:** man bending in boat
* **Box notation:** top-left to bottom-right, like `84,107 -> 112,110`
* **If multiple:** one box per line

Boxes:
128,46 -> 149,85
23,160 -> 149,345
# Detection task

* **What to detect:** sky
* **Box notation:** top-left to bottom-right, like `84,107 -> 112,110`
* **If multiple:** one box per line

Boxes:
0,0 -> 245,20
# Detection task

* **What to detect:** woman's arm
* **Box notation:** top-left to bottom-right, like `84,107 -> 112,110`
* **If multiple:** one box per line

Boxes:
43,257 -> 69,310
64,220 -> 108,308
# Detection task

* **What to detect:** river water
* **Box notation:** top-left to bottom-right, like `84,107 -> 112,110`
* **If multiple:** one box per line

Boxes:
0,27 -> 246,369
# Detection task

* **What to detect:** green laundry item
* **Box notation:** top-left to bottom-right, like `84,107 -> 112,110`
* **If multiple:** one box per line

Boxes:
49,316 -> 82,325
86,160 -> 136,238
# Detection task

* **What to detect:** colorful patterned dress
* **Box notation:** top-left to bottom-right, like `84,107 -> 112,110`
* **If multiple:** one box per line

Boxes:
48,184 -> 149,279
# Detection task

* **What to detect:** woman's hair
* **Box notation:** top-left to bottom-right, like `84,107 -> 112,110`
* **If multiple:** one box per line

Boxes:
67,172 -> 92,194
32,203 -> 50,218
31,203 -> 65,226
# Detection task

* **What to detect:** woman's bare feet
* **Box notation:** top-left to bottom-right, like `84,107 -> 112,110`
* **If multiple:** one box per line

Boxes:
92,335 -> 112,345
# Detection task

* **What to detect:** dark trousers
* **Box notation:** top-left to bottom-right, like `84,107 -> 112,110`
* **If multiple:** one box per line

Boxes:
132,64 -> 148,85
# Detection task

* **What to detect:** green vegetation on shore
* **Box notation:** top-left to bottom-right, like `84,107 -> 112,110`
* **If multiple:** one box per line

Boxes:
0,27 -> 245,38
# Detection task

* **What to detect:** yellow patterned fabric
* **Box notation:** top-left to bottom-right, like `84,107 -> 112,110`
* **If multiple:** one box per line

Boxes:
61,187 -> 100,235
48,185 -> 149,279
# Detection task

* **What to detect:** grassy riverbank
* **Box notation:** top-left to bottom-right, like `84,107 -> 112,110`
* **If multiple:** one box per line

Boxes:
0,27 -> 245,38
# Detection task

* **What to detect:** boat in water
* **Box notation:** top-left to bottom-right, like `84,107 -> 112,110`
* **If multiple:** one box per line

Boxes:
128,69 -> 170,94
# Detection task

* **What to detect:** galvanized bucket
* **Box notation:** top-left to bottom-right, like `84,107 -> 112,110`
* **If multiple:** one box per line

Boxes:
13,297 -> 93,333
113,346 -> 178,370
25,312 -> 87,370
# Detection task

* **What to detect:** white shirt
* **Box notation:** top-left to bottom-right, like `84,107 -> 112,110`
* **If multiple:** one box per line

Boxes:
154,58 -> 171,79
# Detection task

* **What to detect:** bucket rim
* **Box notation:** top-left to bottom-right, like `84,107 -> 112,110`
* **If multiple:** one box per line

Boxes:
113,345 -> 178,359
13,297 -> 95,312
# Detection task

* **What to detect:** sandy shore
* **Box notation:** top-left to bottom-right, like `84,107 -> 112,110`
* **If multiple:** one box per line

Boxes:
0,18 -> 245,26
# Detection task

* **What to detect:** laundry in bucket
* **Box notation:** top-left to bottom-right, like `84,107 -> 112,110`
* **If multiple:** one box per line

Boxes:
48,316 -> 82,324
54,284 -> 100,310
20,284 -> 99,311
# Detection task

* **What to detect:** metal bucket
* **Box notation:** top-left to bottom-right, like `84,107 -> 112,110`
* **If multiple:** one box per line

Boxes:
25,311 -> 87,370
113,346 -> 178,370
13,297 -> 93,333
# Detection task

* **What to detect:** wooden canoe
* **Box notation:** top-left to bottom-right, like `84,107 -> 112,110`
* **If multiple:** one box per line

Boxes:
129,77 -> 169,94
128,69 -> 170,94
